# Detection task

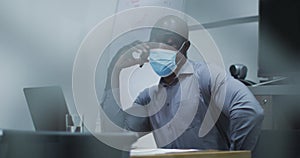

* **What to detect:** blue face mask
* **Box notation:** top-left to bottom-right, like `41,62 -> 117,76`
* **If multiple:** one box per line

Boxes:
149,41 -> 186,77
149,49 -> 178,77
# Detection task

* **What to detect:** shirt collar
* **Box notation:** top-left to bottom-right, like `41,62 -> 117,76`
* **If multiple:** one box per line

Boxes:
175,60 -> 194,76
159,60 -> 194,87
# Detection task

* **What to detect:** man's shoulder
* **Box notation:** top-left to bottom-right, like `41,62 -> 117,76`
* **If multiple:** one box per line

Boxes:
188,60 -> 210,78
189,60 -> 227,90
190,61 -> 226,78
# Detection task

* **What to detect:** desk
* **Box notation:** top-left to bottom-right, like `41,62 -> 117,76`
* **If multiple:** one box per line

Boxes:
0,129 -> 137,158
131,150 -> 251,158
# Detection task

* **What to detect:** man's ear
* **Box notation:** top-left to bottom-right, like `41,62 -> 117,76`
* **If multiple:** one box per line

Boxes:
181,41 -> 190,57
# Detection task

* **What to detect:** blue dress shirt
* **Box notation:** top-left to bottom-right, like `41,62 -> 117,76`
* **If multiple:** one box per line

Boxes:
101,60 -> 264,152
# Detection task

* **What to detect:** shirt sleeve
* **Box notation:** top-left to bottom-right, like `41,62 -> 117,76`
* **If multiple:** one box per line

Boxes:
125,88 -> 152,132
224,76 -> 264,151
100,88 -> 152,133
196,62 -> 264,151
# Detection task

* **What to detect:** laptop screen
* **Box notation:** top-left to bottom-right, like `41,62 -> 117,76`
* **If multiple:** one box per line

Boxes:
23,86 -> 69,131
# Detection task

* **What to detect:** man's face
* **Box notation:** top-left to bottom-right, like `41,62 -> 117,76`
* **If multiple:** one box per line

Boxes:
148,29 -> 188,75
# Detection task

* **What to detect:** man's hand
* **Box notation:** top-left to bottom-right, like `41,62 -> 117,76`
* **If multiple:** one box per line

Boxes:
115,40 -> 151,69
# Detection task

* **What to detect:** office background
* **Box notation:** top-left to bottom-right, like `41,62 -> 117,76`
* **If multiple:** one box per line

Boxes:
0,0 -> 258,146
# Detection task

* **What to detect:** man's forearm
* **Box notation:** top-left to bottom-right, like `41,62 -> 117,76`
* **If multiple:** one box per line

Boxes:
101,51 -> 125,129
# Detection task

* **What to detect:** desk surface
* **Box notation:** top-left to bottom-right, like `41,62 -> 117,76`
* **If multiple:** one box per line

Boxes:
131,150 -> 251,158
0,130 -> 137,158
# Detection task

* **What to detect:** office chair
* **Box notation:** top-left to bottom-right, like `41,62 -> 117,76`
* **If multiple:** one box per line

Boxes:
229,64 -> 256,86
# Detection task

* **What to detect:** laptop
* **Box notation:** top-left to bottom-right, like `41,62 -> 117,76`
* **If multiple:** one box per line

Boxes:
23,86 -> 69,131
20,86 -> 138,158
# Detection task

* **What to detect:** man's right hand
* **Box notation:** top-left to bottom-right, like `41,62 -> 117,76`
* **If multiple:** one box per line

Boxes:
115,40 -> 151,70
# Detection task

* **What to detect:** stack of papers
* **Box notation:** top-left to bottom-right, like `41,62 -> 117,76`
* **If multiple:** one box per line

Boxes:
130,148 -> 200,156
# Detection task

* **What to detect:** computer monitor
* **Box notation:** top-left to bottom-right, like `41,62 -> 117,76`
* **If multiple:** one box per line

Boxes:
258,0 -> 300,78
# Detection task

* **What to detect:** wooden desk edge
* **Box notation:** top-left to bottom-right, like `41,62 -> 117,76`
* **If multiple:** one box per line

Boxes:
131,150 -> 251,158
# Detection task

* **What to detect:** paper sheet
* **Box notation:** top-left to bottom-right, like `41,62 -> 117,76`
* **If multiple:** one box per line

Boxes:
130,148 -> 200,156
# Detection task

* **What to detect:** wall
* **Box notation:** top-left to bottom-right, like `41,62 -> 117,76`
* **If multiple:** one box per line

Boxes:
0,0 -> 118,130
186,0 -> 259,82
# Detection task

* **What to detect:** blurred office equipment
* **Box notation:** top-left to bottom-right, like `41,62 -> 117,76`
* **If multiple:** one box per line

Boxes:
255,0 -> 300,130
230,64 -> 247,79
250,85 -> 300,130
258,0 -> 300,79
250,85 -> 300,158
19,86 -> 139,158
255,129 -> 300,158
0,129 -> 137,158
23,86 -> 69,131
254,2 -> 299,155
230,64 -> 256,86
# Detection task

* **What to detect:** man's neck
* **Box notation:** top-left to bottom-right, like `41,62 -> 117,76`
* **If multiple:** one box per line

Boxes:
162,73 -> 177,84
162,58 -> 187,85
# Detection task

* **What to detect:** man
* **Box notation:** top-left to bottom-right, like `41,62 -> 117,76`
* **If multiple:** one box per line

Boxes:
101,15 -> 263,153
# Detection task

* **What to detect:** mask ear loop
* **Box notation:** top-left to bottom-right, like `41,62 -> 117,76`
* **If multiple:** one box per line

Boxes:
177,41 -> 187,53
176,41 -> 188,66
